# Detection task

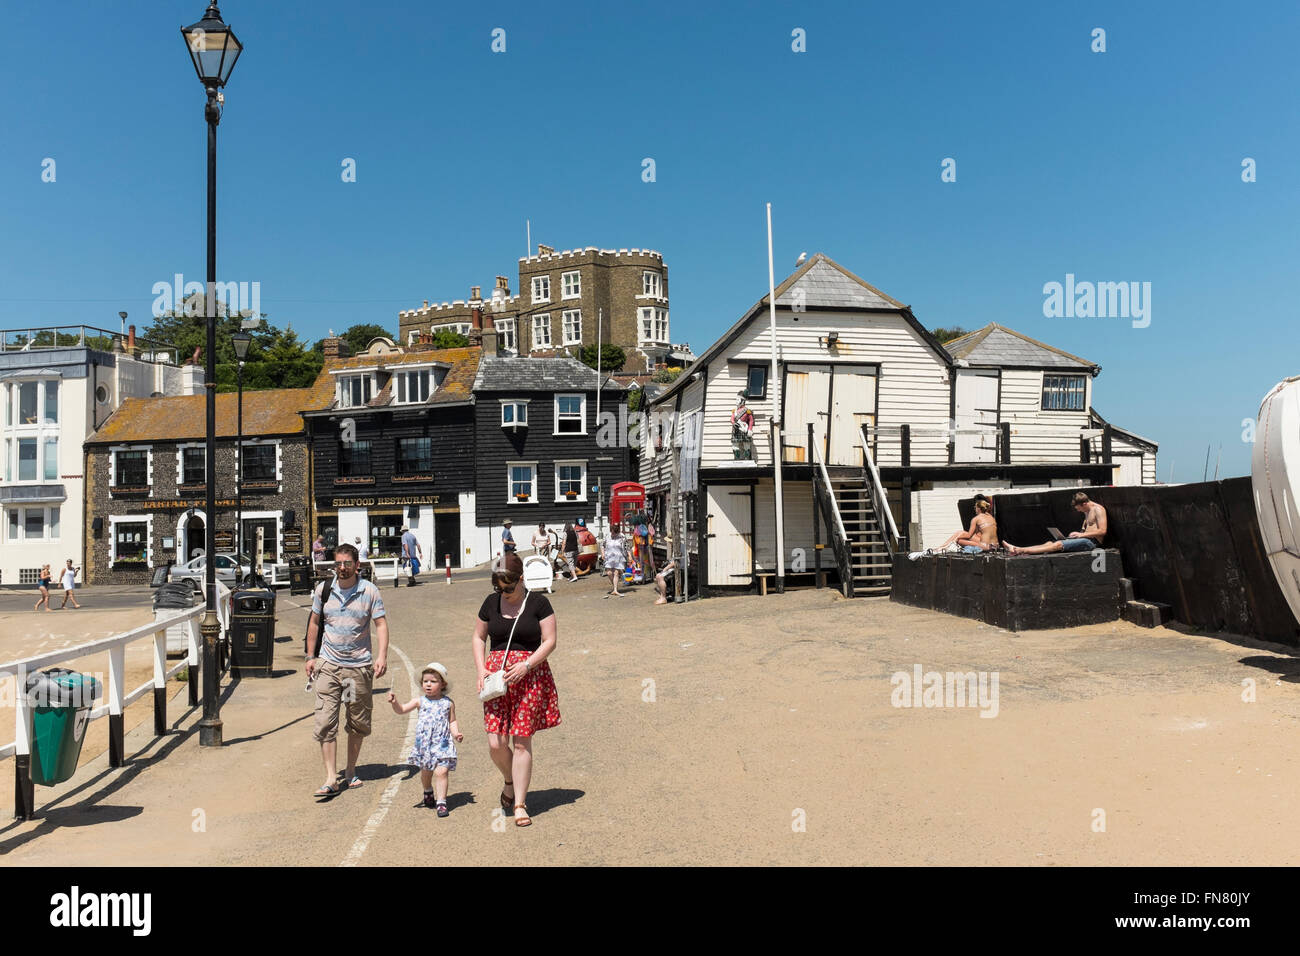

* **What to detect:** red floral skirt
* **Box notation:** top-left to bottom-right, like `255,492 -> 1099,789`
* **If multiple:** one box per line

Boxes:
482,650 -> 561,738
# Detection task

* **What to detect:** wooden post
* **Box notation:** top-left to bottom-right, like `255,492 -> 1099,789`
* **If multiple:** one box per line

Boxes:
900,424 -> 911,468
108,644 -> 125,768
1102,424 -> 1113,465
670,435 -> 683,602
810,423 -> 823,589
187,615 -> 200,707
900,476 -> 912,553
13,667 -> 34,820
153,629 -> 167,737
1000,422 -> 1012,464
1080,436 -> 1090,463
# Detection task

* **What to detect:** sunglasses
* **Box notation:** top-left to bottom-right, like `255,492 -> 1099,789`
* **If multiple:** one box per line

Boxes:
334,560 -> 356,568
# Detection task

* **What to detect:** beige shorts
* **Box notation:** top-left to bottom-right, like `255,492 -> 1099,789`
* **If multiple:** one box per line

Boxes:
313,660 -> 374,742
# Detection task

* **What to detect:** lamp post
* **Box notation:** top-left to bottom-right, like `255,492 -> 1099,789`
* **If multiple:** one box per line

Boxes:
232,330 -> 251,566
182,2 -> 241,748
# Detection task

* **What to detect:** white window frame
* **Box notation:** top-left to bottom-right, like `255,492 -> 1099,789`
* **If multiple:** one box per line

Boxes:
1041,373 -> 1088,412
335,372 -> 375,409
238,439 -> 283,485
561,271 -> 581,299
176,442 -> 207,486
431,322 -> 471,336
6,505 -> 61,542
554,459 -> 588,502
109,514 -> 153,568
640,270 -> 663,298
638,307 -> 670,345
531,276 -> 551,304
553,393 -> 587,436
394,367 -> 433,405
109,444 -> 154,496
507,461 -> 538,504
532,313 -> 552,349
495,318 -> 517,353
238,510 -> 283,563
562,309 -> 582,346
500,399 -> 530,430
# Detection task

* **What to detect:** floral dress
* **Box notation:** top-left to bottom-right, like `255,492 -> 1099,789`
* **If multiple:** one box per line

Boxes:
603,535 -> 627,571
407,696 -> 457,771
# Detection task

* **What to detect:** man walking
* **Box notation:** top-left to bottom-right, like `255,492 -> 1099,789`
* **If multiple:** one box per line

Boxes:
304,543 -> 389,798
400,525 -> 422,586
59,559 -> 81,609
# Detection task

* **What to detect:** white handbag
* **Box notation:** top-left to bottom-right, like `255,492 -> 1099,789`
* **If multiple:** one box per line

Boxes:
479,592 -> 528,702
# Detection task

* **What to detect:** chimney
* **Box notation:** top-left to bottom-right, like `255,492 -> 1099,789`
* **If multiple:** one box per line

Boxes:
471,306 -> 483,331
127,325 -> 137,356
481,328 -> 498,357
470,285 -> 482,302
537,244 -> 554,257
322,337 -> 352,360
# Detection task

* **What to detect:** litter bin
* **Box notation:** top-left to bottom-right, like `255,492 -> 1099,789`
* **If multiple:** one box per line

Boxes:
154,581 -> 200,656
289,557 -> 312,595
230,586 -> 276,676
24,669 -> 101,786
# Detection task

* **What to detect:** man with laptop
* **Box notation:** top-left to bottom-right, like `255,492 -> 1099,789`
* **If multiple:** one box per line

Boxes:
1005,492 -> 1107,555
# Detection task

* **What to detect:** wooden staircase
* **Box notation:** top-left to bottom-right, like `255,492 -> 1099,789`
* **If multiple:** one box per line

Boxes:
829,477 -> 893,596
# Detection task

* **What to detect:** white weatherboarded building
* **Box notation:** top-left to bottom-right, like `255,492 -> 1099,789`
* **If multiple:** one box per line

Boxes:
640,254 -> 1157,596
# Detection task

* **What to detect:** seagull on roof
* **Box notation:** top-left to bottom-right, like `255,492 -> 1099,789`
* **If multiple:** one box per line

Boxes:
796,252 -> 807,265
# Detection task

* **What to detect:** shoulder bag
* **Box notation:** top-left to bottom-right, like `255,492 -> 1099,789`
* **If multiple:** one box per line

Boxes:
479,592 -> 529,702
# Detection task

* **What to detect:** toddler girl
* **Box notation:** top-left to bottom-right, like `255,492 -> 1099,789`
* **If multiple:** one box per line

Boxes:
387,663 -> 462,816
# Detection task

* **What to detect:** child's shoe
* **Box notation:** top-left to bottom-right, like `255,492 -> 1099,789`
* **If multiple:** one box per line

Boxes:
423,791 -> 436,809
436,802 -> 449,817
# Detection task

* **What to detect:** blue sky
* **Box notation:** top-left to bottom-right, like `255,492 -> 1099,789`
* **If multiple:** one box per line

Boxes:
2,1 -> 1296,479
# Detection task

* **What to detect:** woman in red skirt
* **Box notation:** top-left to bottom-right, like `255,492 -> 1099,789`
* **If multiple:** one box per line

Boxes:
472,552 -> 561,827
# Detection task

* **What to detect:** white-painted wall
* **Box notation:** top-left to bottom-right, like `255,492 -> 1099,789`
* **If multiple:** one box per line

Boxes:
459,492 -> 491,568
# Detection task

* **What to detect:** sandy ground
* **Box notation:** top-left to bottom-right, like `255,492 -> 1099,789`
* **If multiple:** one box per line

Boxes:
2,567 -> 1300,866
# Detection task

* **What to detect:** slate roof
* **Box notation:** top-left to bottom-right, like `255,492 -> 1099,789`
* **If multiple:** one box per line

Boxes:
649,252 -> 948,407
88,388 -> 313,444
473,356 -> 627,394
776,256 -> 904,310
943,323 -> 1098,371
302,346 -> 482,413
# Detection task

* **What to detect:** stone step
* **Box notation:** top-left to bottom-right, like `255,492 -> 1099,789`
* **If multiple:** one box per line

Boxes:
1123,600 -> 1172,628
1119,577 -> 1136,603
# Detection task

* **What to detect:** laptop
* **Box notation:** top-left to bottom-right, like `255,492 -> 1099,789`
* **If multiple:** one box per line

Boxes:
1047,527 -> 1065,541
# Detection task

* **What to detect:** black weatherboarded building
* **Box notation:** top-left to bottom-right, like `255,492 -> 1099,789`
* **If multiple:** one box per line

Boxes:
472,354 -> 630,550
304,338 -> 480,567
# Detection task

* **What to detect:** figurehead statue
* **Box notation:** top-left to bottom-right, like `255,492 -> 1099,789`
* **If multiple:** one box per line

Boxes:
731,390 -> 755,460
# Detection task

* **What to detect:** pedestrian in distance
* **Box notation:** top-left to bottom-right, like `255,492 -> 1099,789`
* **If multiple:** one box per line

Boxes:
387,663 -> 462,816
34,564 -> 53,612
558,521 -> 579,582
501,518 -> 517,556
401,525 -> 422,586
601,523 -> 627,597
304,543 -> 389,799
59,560 -> 81,609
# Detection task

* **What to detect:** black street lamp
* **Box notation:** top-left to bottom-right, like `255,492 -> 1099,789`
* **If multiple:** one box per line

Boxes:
181,2 -> 241,748
232,330 -> 251,567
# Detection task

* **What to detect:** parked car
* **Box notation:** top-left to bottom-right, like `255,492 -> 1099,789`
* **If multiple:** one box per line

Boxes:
170,553 -> 290,591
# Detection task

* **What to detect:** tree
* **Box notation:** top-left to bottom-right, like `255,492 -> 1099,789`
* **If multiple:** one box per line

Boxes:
578,344 -> 626,372
652,366 -> 684,384
931,327 -> 969,344
309,322 -> 396,358
430,328 -> 469,349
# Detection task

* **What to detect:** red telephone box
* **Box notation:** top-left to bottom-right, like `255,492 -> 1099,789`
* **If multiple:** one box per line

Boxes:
609,481 -> 645,527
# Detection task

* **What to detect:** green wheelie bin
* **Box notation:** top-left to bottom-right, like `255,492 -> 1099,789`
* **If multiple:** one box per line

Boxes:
24,668 -> 101,786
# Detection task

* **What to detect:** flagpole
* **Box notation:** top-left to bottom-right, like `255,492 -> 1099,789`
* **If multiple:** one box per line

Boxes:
768,203 -> 785,592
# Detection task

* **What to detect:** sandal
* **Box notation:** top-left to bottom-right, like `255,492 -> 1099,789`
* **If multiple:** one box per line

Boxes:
514,804 -> 532,827
500,780 -> 514,811
314,782 -> 343,799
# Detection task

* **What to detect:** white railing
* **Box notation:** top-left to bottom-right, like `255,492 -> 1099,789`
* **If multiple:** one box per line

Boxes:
314,558 -> 401,587
863,440 -> 901,545
810,437 -> 849,543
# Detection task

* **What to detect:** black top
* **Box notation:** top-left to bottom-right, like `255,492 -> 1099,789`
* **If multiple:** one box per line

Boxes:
564,528 -> 578,552
478,592 -> 555,653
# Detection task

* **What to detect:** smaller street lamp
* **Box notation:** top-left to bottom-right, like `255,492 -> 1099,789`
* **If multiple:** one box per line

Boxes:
232,329 -> 252,566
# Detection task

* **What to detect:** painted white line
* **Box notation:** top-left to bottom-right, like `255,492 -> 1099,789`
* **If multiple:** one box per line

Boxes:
339,643 -> 418,867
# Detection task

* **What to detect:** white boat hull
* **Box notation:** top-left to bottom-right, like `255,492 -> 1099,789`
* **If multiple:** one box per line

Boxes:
1253,376 -> 1300,627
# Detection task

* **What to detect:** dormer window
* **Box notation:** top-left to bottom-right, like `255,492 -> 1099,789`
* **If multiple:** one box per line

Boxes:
338,374 -> 373,409
395,368 -> 431,405
501,400 -> 529,429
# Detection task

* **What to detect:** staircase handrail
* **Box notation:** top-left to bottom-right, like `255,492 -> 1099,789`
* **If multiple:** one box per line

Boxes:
861,426 -> 900,554
811,435 -> 848,542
